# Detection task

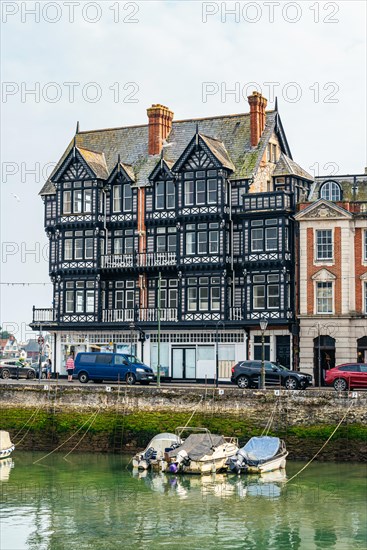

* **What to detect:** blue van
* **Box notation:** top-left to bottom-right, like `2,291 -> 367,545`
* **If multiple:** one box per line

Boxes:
74,353 -> 154,385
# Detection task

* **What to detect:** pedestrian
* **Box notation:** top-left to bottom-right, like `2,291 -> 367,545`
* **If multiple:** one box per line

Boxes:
66,354 -> 74,382
47,358 -> 52,380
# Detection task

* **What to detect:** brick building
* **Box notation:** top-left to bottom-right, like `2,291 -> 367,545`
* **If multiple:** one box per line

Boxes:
295,174 -> 367,384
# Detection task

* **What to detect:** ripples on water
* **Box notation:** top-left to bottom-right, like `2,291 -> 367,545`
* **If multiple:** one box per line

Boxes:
0,452 -> 366,550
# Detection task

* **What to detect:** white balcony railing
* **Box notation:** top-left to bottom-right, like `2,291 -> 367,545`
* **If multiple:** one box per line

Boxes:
229,307 -> 243,321
102,309 -> 135,322
32,308 -> 55,323
101,254 -> 134,268
137,252 -> 176,267
138,308 -> 178,322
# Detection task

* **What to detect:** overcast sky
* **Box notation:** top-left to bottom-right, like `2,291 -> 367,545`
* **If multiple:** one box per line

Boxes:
1,0 -> 366,341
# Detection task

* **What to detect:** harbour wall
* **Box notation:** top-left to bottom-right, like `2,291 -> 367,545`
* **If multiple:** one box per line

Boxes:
1,384 -> 366,461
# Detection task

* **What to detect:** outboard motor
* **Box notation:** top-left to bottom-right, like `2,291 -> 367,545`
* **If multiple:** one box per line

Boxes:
168,449 -> 190,473
226,448 -> 248,474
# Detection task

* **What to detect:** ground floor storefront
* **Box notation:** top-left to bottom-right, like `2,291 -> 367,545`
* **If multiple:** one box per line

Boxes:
299,318 -> 367,385
50,327 -> 293,381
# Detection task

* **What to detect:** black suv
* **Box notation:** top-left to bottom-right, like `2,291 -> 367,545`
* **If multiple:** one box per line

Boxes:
231,361 -> 312,390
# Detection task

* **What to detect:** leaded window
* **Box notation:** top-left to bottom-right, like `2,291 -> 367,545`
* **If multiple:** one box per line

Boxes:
316,230 -> 333,260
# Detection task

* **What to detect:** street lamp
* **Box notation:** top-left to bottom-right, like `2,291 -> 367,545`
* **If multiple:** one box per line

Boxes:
216,321 -> 225,388
260,318 -> 268,390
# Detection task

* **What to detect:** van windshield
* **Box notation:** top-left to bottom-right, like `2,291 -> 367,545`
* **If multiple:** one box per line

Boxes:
124,355 -> 143,365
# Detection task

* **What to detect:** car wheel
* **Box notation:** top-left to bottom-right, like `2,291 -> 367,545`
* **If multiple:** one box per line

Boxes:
333,378 -> 348,391
1,369 -> 11,379
78,372 -> 89,383
126,373 -> 136,386
27,370 -> 35,380
285,377 -> 300,390
237,375 -> 250,389
41,372 -> 47,379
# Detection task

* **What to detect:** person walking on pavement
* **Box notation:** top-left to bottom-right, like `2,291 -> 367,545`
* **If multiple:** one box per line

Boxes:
66,354 -> 75,382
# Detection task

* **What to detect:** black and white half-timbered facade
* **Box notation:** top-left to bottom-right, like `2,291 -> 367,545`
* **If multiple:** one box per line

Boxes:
31,94 -> 313,379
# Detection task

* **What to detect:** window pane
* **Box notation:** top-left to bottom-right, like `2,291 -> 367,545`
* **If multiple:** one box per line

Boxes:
208,179 -> 217,203
166,181 -> 175,209
265,227 -> 278,251
123,184 -> 132,211
185,180 -> 194,205
157,235 -> 166,252
75,239 -> 83,260
85,238 -> 94,259
64,240 -> 73,260
114,238 -> 123,255
251,228 -> 263,251
253,286 -> 265,309
316,230 -> 333,260
198,232 -> 207,254
211,287 -> 220,310
116,291 -> 124,309
167,234 -> 176,252
76,290 -> 84,312
316,282 -> 333,313
196,180 -> 205,204
125,237 -> 134,254
113,186 -> 121,212
320,181 -> 341,201
168,288 -> 177,308
125,290 -> 134,309
63,191 -> 71,214
209,231 -> 219,254
268,285 -> 280,308
84,190 -> 92,213
66,290 -> 74,312
188,288 -> 197,310
156,181 -> 165,209
74,190 -> 82,213
86,290 -> 94,312
199,287 -> 208,310
186,233 -> 195,255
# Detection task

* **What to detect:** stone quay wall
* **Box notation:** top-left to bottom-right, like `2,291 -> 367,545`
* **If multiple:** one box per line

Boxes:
1,384 -> 366,461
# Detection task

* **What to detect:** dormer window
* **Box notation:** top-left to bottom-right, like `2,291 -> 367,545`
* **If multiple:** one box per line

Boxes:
320,181 -> 341,202
155,180 -> 175,210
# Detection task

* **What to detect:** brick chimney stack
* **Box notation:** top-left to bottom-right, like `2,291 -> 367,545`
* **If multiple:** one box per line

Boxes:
147,104 -> 174,155
248,92 -> 268,147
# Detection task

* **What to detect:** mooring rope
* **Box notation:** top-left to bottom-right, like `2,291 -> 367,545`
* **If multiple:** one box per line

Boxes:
285,401 -> 354,484
178,395 -> 204,437
261,398 -> 279,436
13,405 -> 43,443
33,408 -> 101,464
62,408 -> 100,459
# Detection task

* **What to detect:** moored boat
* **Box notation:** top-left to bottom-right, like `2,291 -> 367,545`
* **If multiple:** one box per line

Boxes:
132,433 -> 182,471
0,431 -> 15,460
165,428 -> 238,475
226,436 -> 288,474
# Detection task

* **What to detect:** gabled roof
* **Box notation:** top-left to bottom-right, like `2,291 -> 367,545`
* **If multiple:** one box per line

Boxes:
39,108 -> 293,195
107,160 -> 135,184
172,132 -> 235,173
273,153 -> 313,181
295,198 -> 354,220
148,158 -> 175,182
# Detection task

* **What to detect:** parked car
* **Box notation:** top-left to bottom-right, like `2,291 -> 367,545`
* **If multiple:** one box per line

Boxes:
74,352 -> 155,385
0,360 -> 36,380
231,361 -> 313,390
325,363 -> 367,391
31,362 -> 48,379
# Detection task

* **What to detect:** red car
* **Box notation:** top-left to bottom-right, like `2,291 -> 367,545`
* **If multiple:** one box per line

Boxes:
325,363 -> 367,391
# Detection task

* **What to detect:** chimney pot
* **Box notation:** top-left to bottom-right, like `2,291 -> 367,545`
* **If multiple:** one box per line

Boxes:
147,104 -> 174,155
248,92 -> 268,147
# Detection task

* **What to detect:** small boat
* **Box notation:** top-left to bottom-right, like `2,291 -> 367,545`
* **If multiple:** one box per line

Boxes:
0,458 -> 14,482
0,431 -> 15,459
132,433 -> 182,471
165,428 -> 238,475
226,436 -> 288,474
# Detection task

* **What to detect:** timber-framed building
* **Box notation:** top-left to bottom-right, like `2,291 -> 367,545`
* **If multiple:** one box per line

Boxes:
31,93 -> 313,379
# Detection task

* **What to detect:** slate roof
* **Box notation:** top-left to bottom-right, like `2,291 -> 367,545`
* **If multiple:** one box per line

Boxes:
77,147 -> 109,180
273,153 -> 313,181
39,110 -> 294,195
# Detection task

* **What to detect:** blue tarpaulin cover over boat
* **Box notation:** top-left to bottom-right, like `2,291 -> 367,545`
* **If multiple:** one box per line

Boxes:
241,436 -> 280,462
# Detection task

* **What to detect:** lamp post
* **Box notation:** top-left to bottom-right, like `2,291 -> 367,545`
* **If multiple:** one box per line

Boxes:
157,272 -> 162,388
216,321 -> 225,388
260,318 -> 268,390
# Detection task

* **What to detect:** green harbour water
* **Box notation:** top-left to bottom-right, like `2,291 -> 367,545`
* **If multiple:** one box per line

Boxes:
0,452 -> 366,550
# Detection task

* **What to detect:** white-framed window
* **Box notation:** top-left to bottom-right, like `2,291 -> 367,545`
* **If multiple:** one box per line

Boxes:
268,284 -> 280,309
316,230 -> 333,261
156,181 -> 165,209
253,285 -> 265,309
211,286 -> 221,311
73,190 -> 82,213
84,190 -> 92,212
86,290 -> 95,313
188,287 -> 197,311
251,228 -> 263,251
265,227 -> 277,251
65,290 -> 74,312
74,239 -> 83,260
316,281 -> 333,314
64,240 -> 73,260
320,181 -> 341,201
63,191 -> 72,214
113,185 -> 121,212
123,184 -> 132,212
185,180 -> 194,205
